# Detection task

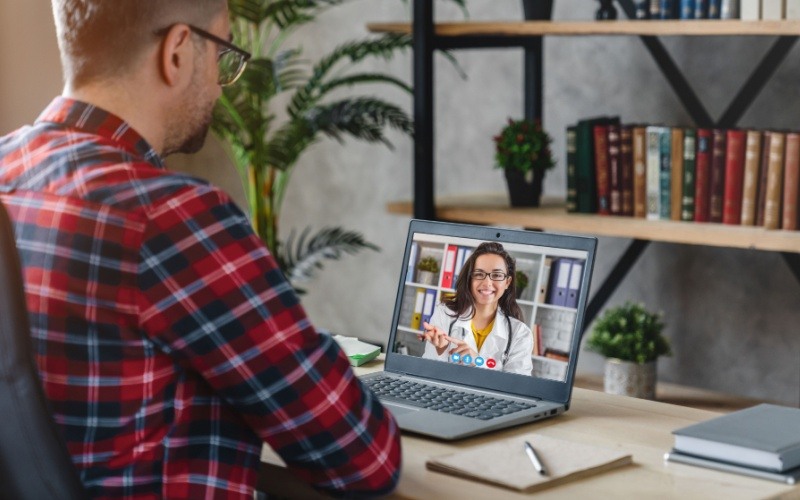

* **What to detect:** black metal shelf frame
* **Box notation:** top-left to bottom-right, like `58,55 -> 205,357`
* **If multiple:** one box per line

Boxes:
410,0 -> 800,331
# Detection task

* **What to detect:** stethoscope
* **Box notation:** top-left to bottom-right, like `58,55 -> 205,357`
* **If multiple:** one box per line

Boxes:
447,314 -> 513,366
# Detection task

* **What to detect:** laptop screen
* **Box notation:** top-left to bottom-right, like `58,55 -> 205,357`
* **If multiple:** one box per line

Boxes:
385,220 -> 597,403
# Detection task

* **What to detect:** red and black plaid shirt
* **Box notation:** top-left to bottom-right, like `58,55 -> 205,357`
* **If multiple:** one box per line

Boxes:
0,97 -> 400,499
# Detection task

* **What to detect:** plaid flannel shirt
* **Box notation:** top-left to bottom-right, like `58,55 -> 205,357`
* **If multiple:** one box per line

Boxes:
0,97 -> 400,499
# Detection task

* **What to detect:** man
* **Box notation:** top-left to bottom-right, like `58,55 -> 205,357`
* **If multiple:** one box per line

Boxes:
0,0 -> 401,498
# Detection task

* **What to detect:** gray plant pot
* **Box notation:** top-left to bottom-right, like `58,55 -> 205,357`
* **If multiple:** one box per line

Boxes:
416,270 -> 437,286
603,358 -> 656,400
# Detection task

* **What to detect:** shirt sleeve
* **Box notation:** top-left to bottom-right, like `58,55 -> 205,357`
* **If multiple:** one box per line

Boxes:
135,184 -> 401,495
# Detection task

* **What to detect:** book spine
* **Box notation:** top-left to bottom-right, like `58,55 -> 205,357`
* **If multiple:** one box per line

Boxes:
670,127 -> 685,221
740,130 -> 762,226
659,128 -> 673,220
681,129 -> 697,222
756,130 -> 773,226
694,129 -> 713,222
608,123 -> 623,215
620,126 -> 635,217
764,132 -> 786,229
633,126 -> 648,218
695,0 -> 710,16
650,0 -> 663,17
646,127 -> 662,220
709,0 -> 723,17
680,0 -> 697,17
576,120 -> 598,213
594,124 -> 612,215
722,129 -> 746,225
660,0 -> 677,17
782,132 -> 800,230
709,129 -> 727,223
566,126 -> 578,213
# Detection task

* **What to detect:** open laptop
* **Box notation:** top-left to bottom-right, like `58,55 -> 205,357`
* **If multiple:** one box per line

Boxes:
361,220 -> 597,440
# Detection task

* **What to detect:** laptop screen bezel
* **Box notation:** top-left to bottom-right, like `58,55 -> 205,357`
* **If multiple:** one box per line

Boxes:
384,219 -> 597,406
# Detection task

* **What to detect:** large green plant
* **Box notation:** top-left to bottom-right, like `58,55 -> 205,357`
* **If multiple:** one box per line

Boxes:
212,0 -> 427,286
586,302 -> 671,364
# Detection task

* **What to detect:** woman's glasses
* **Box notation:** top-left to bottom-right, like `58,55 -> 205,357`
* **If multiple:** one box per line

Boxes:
471,271 -> 509,281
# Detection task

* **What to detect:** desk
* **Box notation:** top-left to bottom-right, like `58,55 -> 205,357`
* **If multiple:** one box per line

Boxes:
260,359 -> 800,499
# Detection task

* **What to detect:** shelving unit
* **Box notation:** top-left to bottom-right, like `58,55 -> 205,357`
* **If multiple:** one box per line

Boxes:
369,0 -> 800,329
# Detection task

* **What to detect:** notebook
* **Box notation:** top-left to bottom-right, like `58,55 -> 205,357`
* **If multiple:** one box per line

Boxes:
362,220 -> 597,440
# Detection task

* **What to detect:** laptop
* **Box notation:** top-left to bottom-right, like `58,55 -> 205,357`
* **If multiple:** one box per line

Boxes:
361,220 -> 597,440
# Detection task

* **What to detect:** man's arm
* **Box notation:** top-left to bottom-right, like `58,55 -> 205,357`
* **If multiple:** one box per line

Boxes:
136,184 -> 401,495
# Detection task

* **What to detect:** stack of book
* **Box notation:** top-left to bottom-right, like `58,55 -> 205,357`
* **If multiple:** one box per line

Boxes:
565,117 -> 800,231
666,403 -> 800,484
633,0 -> 798,20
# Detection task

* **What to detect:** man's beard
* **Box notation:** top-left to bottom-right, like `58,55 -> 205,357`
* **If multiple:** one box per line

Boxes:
162,76 -> 215,157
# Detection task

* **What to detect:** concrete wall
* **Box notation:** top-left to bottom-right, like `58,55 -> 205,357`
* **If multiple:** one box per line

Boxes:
3,0 -> 799,405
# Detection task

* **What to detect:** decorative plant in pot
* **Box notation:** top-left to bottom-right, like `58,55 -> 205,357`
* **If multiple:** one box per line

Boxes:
416,256 -> 440,286
493,118 -> 556,207
585,302 -> 671,400
514,270 -> 529,299
211,0 -> 426,289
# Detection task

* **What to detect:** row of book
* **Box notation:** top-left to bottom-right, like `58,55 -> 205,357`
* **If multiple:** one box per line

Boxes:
565,117 -> 800,230
633,0 -> 797,20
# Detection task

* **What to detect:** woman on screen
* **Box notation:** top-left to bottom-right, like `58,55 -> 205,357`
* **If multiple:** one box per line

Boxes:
419,242 -> 533,375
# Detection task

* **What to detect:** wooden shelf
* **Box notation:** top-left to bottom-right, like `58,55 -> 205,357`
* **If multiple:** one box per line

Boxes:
387,195 -> 800,254
368,19 -> 800,37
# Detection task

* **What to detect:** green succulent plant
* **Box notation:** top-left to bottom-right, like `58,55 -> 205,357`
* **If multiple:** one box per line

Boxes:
586,302 -> 671,364
416,256 -> 440,274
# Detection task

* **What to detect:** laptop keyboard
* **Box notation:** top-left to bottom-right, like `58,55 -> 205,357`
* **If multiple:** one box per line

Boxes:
365,375 -> 537,421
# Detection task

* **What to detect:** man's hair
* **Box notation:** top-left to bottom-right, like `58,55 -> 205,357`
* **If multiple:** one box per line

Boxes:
51,0 -> 226,87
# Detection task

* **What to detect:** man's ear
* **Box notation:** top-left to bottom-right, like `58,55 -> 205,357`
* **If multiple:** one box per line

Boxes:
158,24 -> 193,87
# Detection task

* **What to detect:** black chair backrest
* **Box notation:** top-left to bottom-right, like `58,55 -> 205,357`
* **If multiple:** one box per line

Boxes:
0,199 -> 86,499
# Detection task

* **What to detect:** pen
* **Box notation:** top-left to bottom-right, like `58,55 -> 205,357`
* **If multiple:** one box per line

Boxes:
524,441 -> 547,476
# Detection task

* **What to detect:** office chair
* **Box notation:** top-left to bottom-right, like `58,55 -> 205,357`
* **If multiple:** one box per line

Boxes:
0,199 -> 86,499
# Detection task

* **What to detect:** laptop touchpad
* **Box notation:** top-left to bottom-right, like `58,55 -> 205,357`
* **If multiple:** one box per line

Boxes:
384,403 -> 419,417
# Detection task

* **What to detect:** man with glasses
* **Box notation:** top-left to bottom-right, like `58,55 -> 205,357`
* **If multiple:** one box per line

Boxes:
0,1 -> 400,498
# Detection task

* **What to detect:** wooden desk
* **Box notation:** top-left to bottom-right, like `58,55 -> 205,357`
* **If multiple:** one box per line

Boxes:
260,359 -> 799,499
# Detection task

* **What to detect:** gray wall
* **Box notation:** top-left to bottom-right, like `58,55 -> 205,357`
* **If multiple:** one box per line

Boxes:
2,0 -> 798,405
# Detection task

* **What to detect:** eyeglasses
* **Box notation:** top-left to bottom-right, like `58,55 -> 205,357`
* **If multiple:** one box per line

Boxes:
155,24 -> 251,86
471,271 -> 509,281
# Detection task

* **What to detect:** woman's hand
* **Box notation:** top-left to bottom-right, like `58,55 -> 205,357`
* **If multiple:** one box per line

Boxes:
419,322 -> 456,356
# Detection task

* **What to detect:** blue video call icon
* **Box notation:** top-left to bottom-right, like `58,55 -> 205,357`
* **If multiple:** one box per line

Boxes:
451,353 -> 461,363
475,356 -> 484,367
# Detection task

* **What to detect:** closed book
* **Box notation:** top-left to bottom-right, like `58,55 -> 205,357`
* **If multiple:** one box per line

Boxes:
650,0 -> 662,17
665,450 -> 800,485
594,124 -> 612,215
660,0 -> 678,17
576,117 -> 612,213
764,132 -> 786,229
646,126 -> 664,220
658,127 -> 672,220
740,0 -> 761,19
608,123 -> 623,215
720,0 -> 740,17
782,132 -> 800,230
709,0 -> 723,17
680,0 -> 697,17
670,127 -> 684,221
694,129 -> 713,222
695,0 -> 710,17
566,126 -> 578,212
633,126 -> 648,218
672,404 -> 800,472
740,130 -> 762,226
756,131 -> 773,226
722,129 -> 746,225
620,125 -> 635,216
709,129 -> 727,223
681,129 -> 697,221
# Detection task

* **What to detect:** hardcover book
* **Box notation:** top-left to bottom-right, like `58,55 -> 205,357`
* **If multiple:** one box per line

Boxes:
782,132 -> 800,230
694,129 -> 713,223
566,126 -> 578,213
658,127 -> 673,220
764,131 -> 786,230
681,129 -> 697,222
694,0 -> 710,17
709,129 -> 727,223
740,130 -> 763,226
756,131 -> 773,226
672,404 -> 800,472
620,126 -> 635,216
633,126 -> 648,218
576,117 -> 614,213
594,124 -> 612,215
608,123 -> 623,215
645,126 -> 665,220
722,129 -> 746,225
670,127 -> 685,221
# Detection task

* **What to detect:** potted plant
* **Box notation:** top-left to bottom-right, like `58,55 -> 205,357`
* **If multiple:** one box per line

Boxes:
493,118 -> 556,207
585,302 -> 671,400
416,256 -> 440,286
515,270 -> 529,299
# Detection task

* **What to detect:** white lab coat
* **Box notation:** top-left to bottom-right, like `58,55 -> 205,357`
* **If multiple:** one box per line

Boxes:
422,303 -> 533,375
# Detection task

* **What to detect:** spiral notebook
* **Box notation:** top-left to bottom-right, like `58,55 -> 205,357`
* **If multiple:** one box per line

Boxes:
426,433 -> 633,493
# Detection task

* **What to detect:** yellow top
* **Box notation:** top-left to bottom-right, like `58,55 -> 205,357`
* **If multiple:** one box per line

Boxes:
471,319 -> 495,351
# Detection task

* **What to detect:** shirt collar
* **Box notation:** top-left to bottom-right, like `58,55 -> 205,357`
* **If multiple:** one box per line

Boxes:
36,97 -> 165,169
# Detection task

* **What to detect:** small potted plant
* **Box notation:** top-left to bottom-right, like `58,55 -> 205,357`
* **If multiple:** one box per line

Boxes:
416,256 -> 440,286
493,118 -> 556,207
515,270 -> 529,300
585,302 -> 671,400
